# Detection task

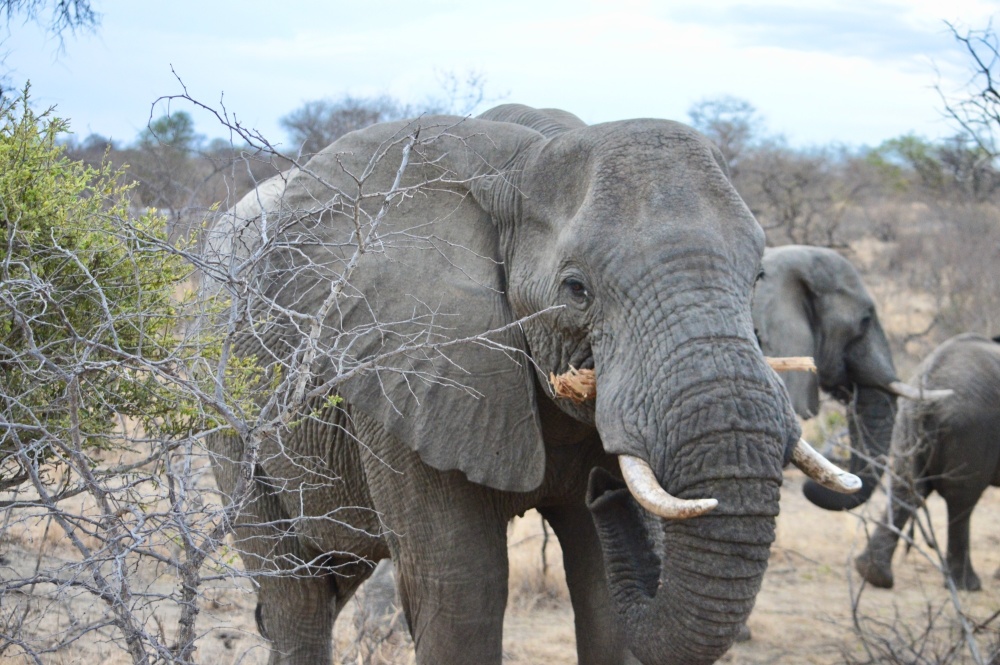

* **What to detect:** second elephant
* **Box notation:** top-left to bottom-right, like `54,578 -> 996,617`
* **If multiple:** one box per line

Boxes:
752,245 -> 946,511
854,333 -> 1000,591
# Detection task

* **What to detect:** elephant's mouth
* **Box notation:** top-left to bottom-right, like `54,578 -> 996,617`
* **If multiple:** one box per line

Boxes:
567,342 -> 595,371
550,352 -> 862,507
547,342 -> 597,403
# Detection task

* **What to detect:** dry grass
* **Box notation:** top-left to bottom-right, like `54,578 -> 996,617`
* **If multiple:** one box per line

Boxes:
506,513 -> 571,611
725,471 -> 1000,665
3,466 -> 998,664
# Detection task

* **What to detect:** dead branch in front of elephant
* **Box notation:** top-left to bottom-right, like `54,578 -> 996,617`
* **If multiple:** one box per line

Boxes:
844,598 -> 975,665
0,82 -> 548,665
845,441 -> 997,665
844,585 -> 1000,665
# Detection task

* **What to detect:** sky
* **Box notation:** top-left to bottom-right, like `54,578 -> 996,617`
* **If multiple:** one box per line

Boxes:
3,0 -> 999,150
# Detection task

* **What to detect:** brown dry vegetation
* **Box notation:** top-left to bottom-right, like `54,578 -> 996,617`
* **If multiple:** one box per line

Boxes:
4,467 -> 998,664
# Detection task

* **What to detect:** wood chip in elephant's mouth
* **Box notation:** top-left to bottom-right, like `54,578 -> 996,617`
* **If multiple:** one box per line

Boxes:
548,356 -> 815,404
549,366 -> 597,403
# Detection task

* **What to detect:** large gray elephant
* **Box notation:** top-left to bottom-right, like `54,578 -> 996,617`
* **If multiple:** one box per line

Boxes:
751,245 -> 945,511
854,333 -> 1000,591
201,104 -> 857,665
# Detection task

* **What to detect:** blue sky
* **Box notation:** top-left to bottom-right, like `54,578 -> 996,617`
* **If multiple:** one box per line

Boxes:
3,0 -> 998,149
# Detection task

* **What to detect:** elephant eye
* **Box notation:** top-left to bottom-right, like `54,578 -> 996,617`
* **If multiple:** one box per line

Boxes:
755,268 -> 765,285
563,277 -> 590,301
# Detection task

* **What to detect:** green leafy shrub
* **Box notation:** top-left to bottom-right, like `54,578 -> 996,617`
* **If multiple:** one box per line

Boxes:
0,86 -> 194,490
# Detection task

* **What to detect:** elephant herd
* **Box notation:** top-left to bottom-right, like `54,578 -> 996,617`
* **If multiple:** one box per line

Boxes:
755,246 -> 1000,593
200,104 -> 999,665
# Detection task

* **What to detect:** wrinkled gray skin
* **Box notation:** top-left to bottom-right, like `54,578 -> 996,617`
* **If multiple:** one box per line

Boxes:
203,104 -> 802,665
855,333 -> 1000,591
752,245 -> 901,511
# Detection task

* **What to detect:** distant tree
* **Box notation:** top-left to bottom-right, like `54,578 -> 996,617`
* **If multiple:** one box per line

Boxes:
138,109 -> 202,151
937,133 -> 1000,200
687,95 -> 764,177
280,95 -> 407,156
127,111 -> 209,227
868,132 -> 1000,202
737,142 -> 870,247
869,134 -> 947,194
59,131 -> 117,168
58,109 -> 288,241
685,96 -> 866,246
78,131 -> 116,151
280,70 -> 495,157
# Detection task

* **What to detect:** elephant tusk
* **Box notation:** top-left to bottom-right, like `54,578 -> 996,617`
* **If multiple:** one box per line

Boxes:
618,455 -> 718,519
888,380 -> 954,401
791,438 -> 862,494
766,356 -> 817,373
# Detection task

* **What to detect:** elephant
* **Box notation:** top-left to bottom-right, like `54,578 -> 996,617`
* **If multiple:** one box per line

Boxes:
751,244 -> 949,511
200,103 -> 858,665
854,333 -> 1000,591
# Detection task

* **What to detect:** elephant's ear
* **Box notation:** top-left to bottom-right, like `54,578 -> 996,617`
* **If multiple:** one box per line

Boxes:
753,267 -> 820,417
268,118 -> 547,492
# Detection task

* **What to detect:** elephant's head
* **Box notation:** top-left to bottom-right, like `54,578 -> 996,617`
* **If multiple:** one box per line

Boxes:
751,245 -> 945,510
214,106 -> 856,664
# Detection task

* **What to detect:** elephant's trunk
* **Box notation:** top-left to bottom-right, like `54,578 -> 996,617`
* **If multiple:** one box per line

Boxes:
588,468 -> 777,664
589,335 -> 792,664
803,385 -> 895,510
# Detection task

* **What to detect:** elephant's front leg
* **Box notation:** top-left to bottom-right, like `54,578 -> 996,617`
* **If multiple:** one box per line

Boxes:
855,468 -> 931,589
361,441 -> 510,665
540,502 -> 638,665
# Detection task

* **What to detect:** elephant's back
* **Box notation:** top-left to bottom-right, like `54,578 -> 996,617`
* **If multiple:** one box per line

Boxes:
917,333 -> 1000,434
199,170 -> 297,295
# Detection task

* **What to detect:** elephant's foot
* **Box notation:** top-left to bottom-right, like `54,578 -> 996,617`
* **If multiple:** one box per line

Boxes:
855,550 -> 894,589
947,562 -> 982,592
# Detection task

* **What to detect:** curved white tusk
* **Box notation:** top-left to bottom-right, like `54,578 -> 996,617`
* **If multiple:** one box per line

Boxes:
888,380 -> 954,401
619,455 -> 718,519
791,438 -> 862,494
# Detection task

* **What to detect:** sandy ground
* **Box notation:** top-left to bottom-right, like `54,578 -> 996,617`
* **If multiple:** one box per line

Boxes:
498,469 -> 1000,665
723,470 -> 1000,665
4,464 -> 998,664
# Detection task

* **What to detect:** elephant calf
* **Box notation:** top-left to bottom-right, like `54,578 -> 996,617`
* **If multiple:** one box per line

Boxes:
855,333 -> 1000,591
